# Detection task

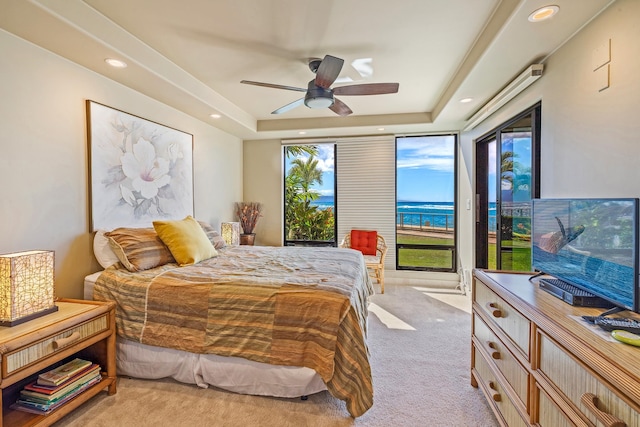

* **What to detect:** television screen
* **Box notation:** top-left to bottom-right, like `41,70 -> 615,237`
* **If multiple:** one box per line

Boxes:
531,198 -> 639,312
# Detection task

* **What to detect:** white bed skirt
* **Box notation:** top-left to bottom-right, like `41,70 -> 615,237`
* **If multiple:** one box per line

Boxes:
85,272 -> 327,397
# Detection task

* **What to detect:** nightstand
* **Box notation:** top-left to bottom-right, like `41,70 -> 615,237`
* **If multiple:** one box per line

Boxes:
0,299 -> 116,427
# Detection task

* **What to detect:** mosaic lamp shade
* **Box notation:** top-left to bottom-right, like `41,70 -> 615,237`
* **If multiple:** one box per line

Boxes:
0,250 -> 58,327
221,222 -> 241,246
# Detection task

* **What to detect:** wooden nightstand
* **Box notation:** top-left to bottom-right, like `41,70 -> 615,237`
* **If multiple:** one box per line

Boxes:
0,299 -> 116,427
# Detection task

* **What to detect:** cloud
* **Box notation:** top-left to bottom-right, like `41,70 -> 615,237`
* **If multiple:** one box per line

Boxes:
397,157 -> 453,171
397,136 -> 454,171
317,188 -> 334,196
316,145 -> 335,172
290,144 -> 334,173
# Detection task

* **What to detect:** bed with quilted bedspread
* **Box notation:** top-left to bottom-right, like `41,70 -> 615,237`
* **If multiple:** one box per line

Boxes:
93,244 -> 374,417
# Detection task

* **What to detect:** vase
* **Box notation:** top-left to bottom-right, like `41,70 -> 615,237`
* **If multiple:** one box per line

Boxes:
240,233 -> 256,246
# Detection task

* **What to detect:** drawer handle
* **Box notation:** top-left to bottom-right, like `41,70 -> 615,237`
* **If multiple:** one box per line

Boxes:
487,342 -> 501,359
486,302 -> 503,318
488,381 -> 501,402
52,331 -> 81,350
581,393 -> 626,427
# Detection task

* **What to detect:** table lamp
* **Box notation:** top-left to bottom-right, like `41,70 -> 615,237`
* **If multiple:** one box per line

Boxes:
0,250 -> 58,326
221,222 -> 240,246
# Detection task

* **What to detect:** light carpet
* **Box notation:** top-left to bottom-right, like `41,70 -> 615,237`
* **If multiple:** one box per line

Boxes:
54,284 -> 498,427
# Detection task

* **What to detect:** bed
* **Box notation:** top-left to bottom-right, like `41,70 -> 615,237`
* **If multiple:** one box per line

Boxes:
88,222 -> 374,417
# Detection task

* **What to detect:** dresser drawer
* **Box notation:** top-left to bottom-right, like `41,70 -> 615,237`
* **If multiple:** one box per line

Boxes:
538,332 -> 640,427
474,279 -> 530,358
474,313 -> 529,408
537,385 -> 590,427
3,314 -> 109,377
473,345 -> 529,427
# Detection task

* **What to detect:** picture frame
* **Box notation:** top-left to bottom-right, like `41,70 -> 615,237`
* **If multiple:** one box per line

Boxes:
87,100 -> 194,231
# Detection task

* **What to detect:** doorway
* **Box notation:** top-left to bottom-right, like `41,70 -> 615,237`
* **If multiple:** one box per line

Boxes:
475,103 -> 540,271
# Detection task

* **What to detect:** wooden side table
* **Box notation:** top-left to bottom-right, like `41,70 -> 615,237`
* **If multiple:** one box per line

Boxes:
0,299 -> 116,427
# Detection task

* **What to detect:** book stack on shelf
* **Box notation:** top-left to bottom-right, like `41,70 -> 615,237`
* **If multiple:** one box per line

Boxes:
11,358 -> 102,415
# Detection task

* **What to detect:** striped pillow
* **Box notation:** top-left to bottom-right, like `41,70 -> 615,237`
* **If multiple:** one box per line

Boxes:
105,227 -> 175,272
198,221 -> 226,249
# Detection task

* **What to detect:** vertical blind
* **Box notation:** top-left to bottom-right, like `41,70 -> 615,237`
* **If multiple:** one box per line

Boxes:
336,136 -> 396,268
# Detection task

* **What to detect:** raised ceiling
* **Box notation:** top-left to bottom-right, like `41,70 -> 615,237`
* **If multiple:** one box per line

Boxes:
0,0 -> 614,139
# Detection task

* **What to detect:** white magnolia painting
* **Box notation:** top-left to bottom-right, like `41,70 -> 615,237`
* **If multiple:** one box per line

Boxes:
88,100 -> 194,231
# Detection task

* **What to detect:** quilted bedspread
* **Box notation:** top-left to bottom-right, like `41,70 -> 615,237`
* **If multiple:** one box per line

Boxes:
93,245 -> 374,417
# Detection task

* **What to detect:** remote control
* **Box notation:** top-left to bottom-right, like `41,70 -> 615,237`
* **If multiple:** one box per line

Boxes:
581,315 -> 599,324
611,330 -> 640,347
594,317 -> 640,335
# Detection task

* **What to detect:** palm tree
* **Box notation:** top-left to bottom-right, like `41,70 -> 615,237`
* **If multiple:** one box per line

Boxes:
501,150 -> 517,187
289,156 -> 323,207
285,145 -> 317,159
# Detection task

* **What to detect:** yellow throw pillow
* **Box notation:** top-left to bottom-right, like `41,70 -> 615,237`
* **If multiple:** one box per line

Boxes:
153,216 -> 217,266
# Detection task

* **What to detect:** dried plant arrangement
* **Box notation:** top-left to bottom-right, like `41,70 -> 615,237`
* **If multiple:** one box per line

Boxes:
235,202 -> 263,234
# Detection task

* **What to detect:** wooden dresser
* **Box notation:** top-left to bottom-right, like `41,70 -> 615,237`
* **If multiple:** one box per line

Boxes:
0,299 -> 116,427
472,270 -> 640,427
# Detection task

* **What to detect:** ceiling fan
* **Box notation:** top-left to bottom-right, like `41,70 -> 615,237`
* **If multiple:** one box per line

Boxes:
240,55 -> 399,116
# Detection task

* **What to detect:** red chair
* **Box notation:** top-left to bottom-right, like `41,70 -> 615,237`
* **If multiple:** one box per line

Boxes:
340,230 -> 388,293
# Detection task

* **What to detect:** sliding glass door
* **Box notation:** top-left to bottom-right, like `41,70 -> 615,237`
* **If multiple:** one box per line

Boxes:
476,103 -> 540,271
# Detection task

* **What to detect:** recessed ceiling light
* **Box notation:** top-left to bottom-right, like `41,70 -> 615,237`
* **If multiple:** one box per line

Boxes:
460,98 -> 473,103
377,128 -> 385,131
528,5 -> 559,22
105,58 -> 127,68
298,131 -> 307,135
209,113 -> 221,119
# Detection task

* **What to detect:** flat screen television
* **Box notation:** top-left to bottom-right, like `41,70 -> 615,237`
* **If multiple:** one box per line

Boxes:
531,198 -> 639,313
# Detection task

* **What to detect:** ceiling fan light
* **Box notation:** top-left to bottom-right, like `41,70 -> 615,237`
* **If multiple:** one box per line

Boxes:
305,97 -> 334,109
305,81 -> 334,109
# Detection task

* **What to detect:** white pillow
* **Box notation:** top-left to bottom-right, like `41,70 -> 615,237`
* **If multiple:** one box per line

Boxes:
93,230 -> 120,269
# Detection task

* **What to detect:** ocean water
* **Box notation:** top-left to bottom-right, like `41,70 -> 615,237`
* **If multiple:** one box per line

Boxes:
312,199 -> 452,228
310,198 -> 499,230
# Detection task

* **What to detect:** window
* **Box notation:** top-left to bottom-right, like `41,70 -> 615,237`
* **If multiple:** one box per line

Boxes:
396,135 -> 457,272
283,144 -> 336,246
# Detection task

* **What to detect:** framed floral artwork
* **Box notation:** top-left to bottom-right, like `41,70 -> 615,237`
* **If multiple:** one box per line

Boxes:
87,100 -> 194,231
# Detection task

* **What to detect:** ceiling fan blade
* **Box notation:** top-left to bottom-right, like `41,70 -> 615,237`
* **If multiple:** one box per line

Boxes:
333,83 -> 399,96
329,98 -> 353,116
241,80 -> 306,92
272,98 -> 305,114
314,55 -> 344,89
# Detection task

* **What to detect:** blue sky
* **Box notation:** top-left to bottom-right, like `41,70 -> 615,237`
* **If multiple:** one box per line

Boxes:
286,135 -> 455,202
397,136 -> 455,202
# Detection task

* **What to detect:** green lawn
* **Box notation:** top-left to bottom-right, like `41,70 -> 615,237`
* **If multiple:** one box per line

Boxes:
397,234 -> 452,245
488,240 -> 531,271
396,233 -> 454,269
396,233 -> 532,272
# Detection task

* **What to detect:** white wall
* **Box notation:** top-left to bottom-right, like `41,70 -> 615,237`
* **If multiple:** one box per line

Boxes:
458,0 -> 640,275
0,30 -> 243,298
242,139 -> 282,246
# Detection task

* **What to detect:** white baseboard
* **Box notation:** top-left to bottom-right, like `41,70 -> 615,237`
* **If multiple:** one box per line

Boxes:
384,269 -> 461,289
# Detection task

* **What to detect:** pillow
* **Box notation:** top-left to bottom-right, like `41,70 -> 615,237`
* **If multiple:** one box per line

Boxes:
350,230 -> 378,256
198,221 -> 226,249
105,228 -> 175,272
93,230 -> 121,269
153,216 -> 218,266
